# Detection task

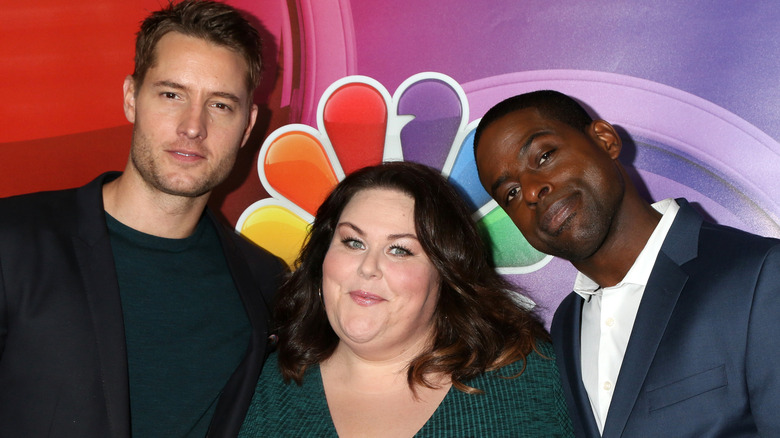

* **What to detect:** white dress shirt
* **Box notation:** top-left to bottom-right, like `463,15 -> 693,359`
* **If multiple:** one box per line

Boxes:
574,198 -> 680,434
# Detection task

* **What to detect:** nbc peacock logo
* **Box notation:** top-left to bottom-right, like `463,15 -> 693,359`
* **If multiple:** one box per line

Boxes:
236,72 -> 552,278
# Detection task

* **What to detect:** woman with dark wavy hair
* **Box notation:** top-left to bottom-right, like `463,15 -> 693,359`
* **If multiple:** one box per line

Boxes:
239,161 -> 572,437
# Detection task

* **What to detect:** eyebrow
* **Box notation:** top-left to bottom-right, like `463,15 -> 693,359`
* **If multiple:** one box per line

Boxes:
153,80 -> 242,104
336,222 -> 418,241
489,130 -> 551,198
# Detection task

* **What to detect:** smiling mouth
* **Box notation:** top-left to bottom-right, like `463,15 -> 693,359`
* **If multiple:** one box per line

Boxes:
167,150 -> 206,163
349,291 -> 385,306
540,196 -> 578,236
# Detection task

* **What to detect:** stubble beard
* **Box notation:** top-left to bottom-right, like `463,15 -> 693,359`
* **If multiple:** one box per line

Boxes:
537,190 -> 619,263
546,179 -> 625,262
129,129 -> 236,198
548,208 -> 612,262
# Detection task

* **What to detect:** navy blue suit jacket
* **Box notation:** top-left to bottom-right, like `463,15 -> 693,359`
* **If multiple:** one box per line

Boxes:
551,199 -> 780,437
0,173 -> 286,437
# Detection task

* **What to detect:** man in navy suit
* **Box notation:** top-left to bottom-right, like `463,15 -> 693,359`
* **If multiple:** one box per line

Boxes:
0,1 -> 284,436
474,90 -> 780,437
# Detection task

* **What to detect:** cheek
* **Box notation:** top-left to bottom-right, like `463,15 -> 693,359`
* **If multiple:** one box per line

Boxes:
320,252 -> 341,323
386,263 -> 440,305
321,249 -> 337,279
213,112 -> 252,137
505,207 -> 535,235
321,248 -> 348,293
134,108 -> 173,139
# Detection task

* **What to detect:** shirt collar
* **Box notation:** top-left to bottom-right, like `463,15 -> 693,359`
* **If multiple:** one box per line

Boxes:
573,198 -> 680,299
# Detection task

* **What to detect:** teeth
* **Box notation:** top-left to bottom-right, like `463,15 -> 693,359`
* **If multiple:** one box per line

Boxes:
175,152 -> 196,157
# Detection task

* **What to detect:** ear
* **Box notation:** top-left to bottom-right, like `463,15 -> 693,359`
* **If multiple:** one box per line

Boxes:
122,75 -> 137,124
240,103 -> 259,148
589,119 -> 622,159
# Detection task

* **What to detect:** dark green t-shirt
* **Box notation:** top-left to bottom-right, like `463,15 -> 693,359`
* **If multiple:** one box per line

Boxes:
107,213 -> 250,437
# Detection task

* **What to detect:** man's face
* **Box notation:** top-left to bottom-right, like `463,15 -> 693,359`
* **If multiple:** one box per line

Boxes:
122,32 -> 258,198
475,108 -> 624,262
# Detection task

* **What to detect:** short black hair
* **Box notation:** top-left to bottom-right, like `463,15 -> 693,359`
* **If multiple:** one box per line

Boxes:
473,90 -> 593,155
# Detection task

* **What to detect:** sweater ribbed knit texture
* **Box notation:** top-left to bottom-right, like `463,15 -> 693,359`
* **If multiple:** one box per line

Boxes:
239,342 -> 573,437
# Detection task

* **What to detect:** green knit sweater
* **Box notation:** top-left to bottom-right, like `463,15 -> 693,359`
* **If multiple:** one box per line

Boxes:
239,342 -> 573,437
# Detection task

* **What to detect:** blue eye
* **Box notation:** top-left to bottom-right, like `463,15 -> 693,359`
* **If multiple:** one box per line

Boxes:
388,245 -> 412,256
341,237 -> 364,250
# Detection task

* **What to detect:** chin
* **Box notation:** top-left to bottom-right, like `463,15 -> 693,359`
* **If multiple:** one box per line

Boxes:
339,321 -> 382,344
554,237 -> 604,262
155,176 -> 216,198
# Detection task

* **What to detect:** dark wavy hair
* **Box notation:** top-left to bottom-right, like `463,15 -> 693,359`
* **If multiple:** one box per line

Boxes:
473,90 -> 593,157
132,0 -> 263,93
275,161 -> 550,393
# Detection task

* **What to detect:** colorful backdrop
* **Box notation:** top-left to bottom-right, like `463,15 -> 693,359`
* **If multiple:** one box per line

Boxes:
2,0 -> 779,324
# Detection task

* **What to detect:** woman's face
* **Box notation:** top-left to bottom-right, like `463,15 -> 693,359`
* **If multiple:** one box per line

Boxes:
321,188 -> 441,361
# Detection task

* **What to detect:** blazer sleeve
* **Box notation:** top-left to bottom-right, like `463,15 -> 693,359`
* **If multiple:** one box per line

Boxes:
0,257 -> 6,361
746,244 -> 780,435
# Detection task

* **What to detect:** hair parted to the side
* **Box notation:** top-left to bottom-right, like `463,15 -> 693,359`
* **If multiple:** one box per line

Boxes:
132,0 -> 263,93
275,161 -> 550,394
473,90 -> 594,156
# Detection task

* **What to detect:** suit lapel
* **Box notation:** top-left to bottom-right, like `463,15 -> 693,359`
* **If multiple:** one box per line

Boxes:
209,210 -> 270,328
554,295 -> 601,437
72,172 -> 131,437
601,200 -> 701,438
205,210 -> 272,437
601,253 -> 687,437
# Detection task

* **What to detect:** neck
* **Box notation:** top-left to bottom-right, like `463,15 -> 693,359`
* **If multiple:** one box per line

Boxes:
323,351 -> 410,394
573,190 -> 662,288
102,171 -> 209,239
322,334 -> 443,394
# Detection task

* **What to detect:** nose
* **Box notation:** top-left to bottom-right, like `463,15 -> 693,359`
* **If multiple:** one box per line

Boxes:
521,173 -> 550,206
357,248 -> 382,279
178,104 -> 208,139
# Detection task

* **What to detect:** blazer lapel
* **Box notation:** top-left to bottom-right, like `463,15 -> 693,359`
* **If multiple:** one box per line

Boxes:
205,209 -> 274,437
72,172 -> 131,437
601,254 -> 687,437
601,200 -> 701,438
554,295 -> 601,437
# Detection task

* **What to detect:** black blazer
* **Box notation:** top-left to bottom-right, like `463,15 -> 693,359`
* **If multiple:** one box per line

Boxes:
551,199 -> 780,437
0,173 -> 285,437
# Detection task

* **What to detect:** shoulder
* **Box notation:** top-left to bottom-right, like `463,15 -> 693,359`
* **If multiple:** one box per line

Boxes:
0,172 -> 112,234
428,341 -> 572,437
246,355 -> 311,414
699,221 -> 779,250
459,341 -> 565,414
660,202 -> 780,284
674,200 -> 779,256
455,341 -> 562,404
208,211 -> 286,272
241,356 -> 333,436
483,341 -> 559,387
207,212 -> 288,307
689,221 -> 780,278
0,188 -> 85,256
0,187 -> 79,227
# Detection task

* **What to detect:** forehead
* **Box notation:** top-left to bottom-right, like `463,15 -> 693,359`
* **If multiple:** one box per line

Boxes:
477,109 -> 540,165
481,108 -> 557,147
341,188 -> 415,224
477,107 -> 588,160
146,32 -> 251,96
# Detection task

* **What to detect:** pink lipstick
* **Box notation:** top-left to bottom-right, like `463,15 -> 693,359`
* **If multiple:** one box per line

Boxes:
349,290 -> 385,306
